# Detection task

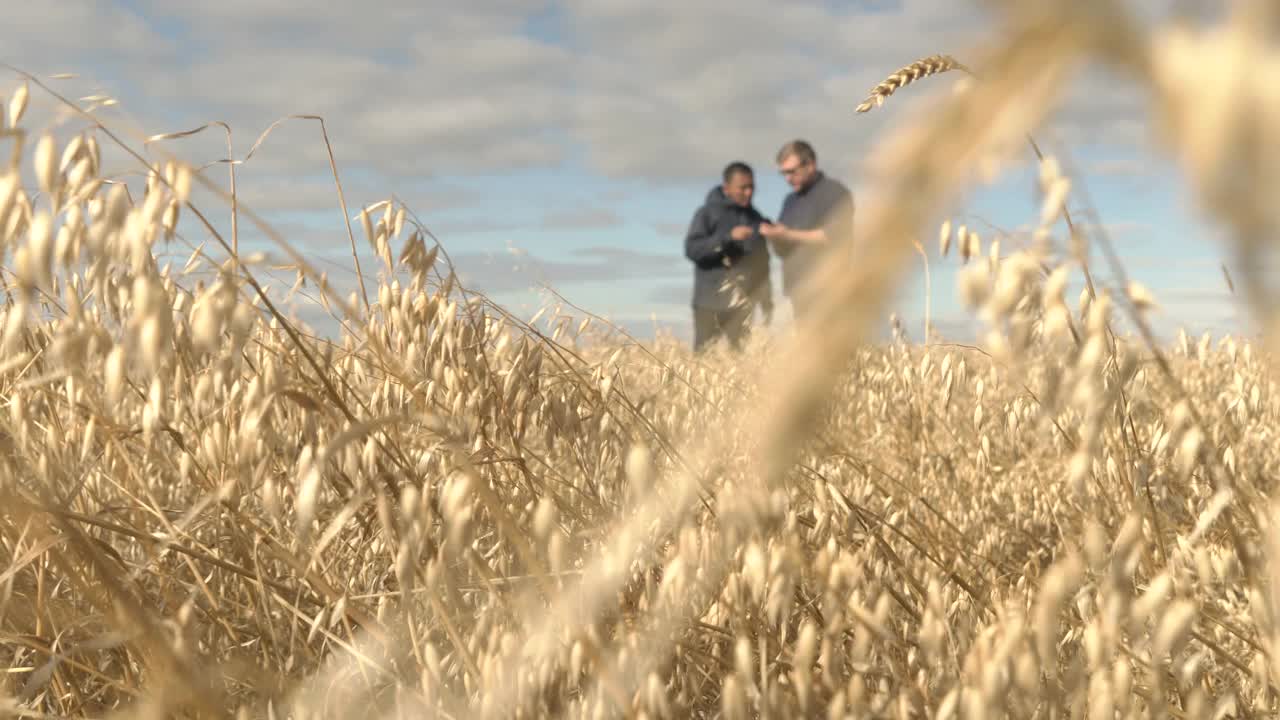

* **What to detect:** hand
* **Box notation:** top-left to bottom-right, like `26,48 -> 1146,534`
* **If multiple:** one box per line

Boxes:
759,222 -> 786,239
730,225 -> 753,241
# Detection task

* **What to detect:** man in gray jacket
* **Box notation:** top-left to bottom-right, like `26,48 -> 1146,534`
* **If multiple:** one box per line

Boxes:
759,140 -> 854,321
684,161 -> 774,351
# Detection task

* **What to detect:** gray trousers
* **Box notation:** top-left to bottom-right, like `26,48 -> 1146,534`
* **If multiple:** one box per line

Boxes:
692,305 -> 751,352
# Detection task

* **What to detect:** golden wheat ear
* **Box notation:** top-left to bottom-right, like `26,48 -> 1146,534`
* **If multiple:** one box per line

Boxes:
855,54 -> 971,113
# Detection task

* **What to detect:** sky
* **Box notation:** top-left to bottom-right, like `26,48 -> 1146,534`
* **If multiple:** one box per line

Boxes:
2,0 -> 1255,347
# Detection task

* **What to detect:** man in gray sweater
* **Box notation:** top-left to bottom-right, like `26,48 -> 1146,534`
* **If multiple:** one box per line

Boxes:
683,161 -> 774,351
759,139 -> 855,321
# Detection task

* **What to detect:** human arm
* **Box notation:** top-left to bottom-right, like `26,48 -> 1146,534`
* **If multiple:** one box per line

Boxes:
685,207 -> 751,269
759,224 -> 826,245
761,199 -> 797,257
684,206 -> 730,269
760,188 -> 855,248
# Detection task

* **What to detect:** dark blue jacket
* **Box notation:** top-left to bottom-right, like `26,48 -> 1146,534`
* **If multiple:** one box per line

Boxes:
684,186 -> 773,311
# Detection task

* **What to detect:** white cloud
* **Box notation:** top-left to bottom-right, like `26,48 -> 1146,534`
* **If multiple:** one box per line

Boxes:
450,245 -> 682,297
539,208 -> 623,230
4,2 -> 173,70
7,0 -> 1167,187
560,0 -> 996,179
652,222 -> 688,237
5,0 -> 1196,184
4,0 -> 1236,337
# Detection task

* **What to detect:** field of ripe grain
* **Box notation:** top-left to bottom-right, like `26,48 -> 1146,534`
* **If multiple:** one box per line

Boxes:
7,4 -> 1280,718
4,219 -> 1276,719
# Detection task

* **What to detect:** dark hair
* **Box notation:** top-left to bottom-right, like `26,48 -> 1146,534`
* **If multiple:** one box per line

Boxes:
722,161 -> 753,182
776,139 -> 816,165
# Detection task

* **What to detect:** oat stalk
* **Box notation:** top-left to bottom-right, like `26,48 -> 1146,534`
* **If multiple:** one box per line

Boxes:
854,54 -> 971,114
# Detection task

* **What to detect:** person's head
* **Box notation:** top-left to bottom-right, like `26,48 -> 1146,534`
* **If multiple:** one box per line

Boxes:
720,161 -> 755,207
776,140 -> 818,192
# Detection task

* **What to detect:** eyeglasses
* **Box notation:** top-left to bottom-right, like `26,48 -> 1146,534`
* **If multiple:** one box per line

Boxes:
779,161 -> 809,176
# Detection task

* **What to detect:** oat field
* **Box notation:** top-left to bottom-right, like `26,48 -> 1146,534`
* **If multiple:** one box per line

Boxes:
5,3 -> 1280,718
